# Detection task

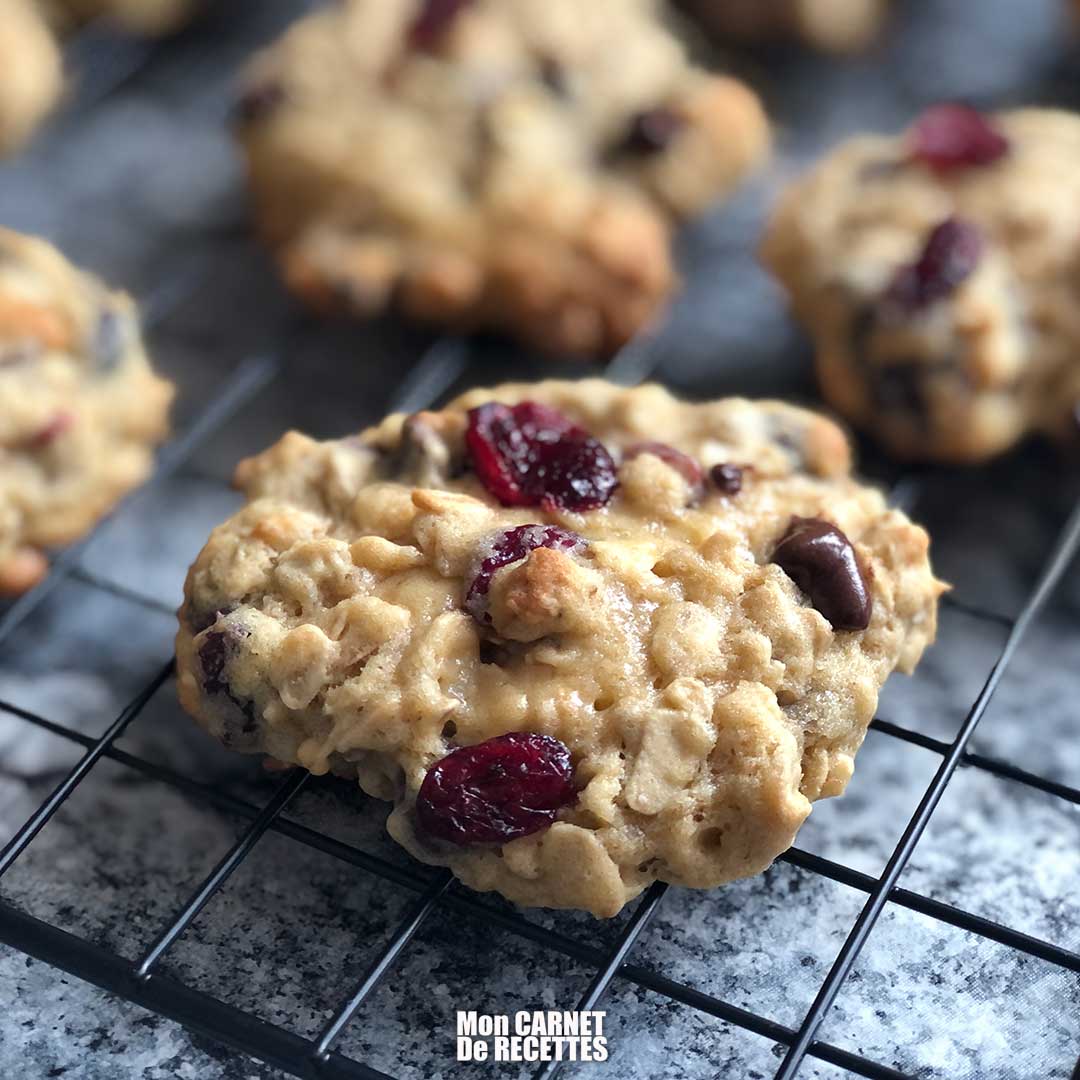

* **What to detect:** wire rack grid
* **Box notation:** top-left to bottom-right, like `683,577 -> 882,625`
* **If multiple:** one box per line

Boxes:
1,12 -> 1079,1080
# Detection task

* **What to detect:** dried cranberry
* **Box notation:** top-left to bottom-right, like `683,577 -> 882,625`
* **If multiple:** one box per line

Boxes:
709,463 -> 744,495
416,732 -> 577,845
623,107 -> 686,154
909,104 -> 1009,172
465,402 -> 618,512
27,411 -> 73,448
465,524 -> 585,622
624,442 -> 703,492
885,217 -> 983,312
772,517 -> 871,631
407,0 -> 472,50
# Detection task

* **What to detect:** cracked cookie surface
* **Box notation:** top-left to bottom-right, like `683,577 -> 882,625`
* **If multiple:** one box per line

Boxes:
763,106 -> 1080,463
0,228 -> 173,594
234,0 -> 769,357
177,379 -> 941,917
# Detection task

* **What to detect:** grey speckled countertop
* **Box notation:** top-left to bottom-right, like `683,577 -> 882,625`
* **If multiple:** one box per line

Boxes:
1,1 -> 1079,1078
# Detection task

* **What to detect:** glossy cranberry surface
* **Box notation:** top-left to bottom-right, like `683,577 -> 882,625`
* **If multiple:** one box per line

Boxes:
466,402 -> 618,512
464,524 -> 585,622
885,217 -> 984,312
416,732 -> 577,845
624,441 -> 704,492
910,104 -> 1009,172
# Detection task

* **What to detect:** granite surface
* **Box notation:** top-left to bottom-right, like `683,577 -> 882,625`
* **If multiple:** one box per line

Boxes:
1,1 -> 1079,1078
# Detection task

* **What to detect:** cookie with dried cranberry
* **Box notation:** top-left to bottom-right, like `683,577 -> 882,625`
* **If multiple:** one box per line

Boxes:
674,0 -> 889,54
763,106 -> 1080,464
233,0 -> 769,357
0,228 -> 173,594
0,0 -> 63,157
176,379 -> 942,917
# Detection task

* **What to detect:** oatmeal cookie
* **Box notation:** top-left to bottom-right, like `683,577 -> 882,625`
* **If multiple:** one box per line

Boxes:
763,106 -> 1080,463
0,0 -> 63,156
233,0 -> 769,357
176,379 -> 942,917
674,0 -> 889,54
0,228 -> 173,595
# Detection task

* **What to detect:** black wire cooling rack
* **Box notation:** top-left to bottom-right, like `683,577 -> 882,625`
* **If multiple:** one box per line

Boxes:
2,11 -> 1080,1080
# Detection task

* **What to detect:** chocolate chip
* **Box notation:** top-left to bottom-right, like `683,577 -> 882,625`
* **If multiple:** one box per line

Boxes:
772,517 -> 872,631
622,107 -> 686,154
709,463 -> 744,495
231,82 -> 286,127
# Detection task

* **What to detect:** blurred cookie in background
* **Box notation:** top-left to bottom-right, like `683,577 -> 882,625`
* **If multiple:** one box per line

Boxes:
0,228 -> 173,595
39,0 -> 201,36
673,0 -> 889,54
0,0 -> 63,156
762,105 -> 1080,464
0,0 -> 202,158
234,0 -> 770,358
